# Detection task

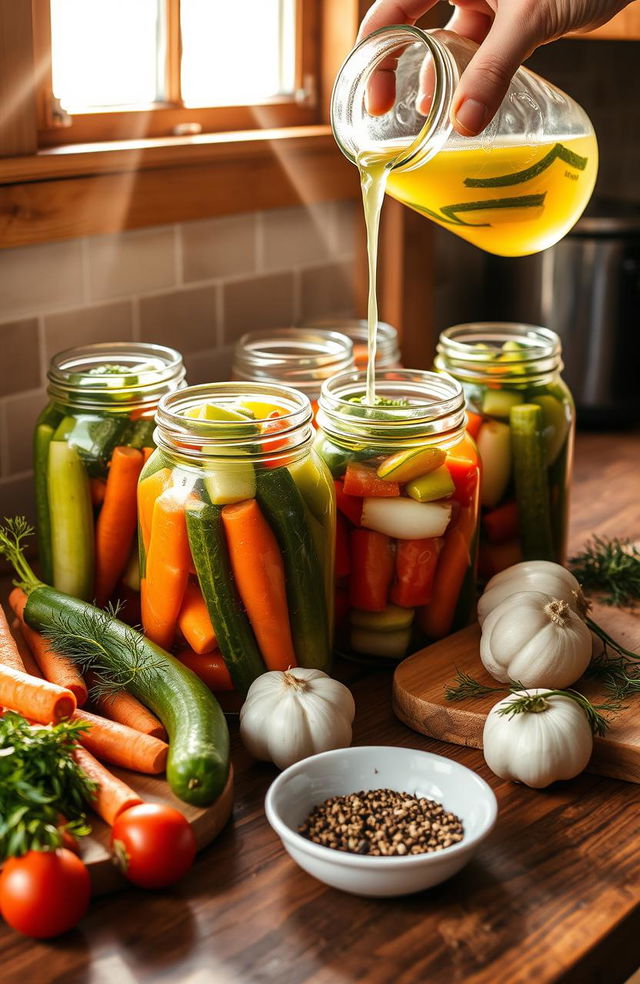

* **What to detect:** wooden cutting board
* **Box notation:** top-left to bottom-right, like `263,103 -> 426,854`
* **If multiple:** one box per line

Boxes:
83,767 -> 234,895
393,623 -> 640,784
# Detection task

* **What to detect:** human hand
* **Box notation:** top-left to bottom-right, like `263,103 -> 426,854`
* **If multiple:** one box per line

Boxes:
358,0 -> 631,135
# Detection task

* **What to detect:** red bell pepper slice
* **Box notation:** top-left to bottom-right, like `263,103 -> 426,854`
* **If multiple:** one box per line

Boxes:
335,512 -> 351,578
390,537 -> 442,608
335,480 -> 363,527
343,462 -> 400,498
349,529 -> 394,612
262,410 -> 290,457
446,437 -> 480,508
482,501 -> 519,544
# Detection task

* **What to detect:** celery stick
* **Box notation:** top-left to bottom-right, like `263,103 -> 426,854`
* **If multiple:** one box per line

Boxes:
510,403 -> 554,561
33,422 -> 56,583
406,465 -> 455,503
48,440 -> 95,600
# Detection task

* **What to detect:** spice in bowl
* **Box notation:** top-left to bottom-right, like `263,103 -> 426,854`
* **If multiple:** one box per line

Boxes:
298,788 -> 464,857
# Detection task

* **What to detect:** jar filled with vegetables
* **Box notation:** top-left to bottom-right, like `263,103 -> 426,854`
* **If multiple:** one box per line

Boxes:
436,323 -> 574,580
35,343 -> 185,606
315,369 -> 479,661
141,382 -> 334,696
302,319 -> 401,372
232,328 -> 354,416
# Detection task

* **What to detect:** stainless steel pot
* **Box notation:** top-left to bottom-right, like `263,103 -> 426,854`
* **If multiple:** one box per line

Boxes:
484,202 -> 640,426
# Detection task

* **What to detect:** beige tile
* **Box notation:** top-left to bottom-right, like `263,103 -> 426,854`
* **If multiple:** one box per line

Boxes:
181,214 -> 257,283
0,318 -> 42,397
87,226 -> 176,301
300,262 -> 356,322
0,240 -> 83,319
332,200 -> 360,256
0,473 -> 36,526
4,388 -> 48,475
139,285 -> 218,354
183,347 -> 234,385
261,205 -> 334,271
44,301 -> 134,362
223,271 -> 295,344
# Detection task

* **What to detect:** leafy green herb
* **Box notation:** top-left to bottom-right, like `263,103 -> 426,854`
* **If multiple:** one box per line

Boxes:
444,669 -> 504,702
0,517 -> 42,594
570,536 -> 640,607
0,712 -> 96,860
348,395 -> 410,408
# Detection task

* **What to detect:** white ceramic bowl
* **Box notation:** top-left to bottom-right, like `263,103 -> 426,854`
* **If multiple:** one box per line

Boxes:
265,745 -> 497,897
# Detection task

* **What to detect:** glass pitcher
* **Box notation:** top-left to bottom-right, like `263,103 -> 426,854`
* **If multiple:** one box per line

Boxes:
331,27 -> 598,256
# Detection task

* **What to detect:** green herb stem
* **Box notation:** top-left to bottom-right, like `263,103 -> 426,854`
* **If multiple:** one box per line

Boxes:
570,535 -> 640,607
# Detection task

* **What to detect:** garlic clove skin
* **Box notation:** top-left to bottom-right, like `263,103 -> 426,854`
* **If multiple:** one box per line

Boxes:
482,689 -> 593,788
478,561 -> 585,626
480,590 -> 592,689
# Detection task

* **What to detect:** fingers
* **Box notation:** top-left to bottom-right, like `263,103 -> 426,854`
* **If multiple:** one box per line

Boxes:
445,5 -> 494,46
450,2 -> 545,136
357,0 -> 439,43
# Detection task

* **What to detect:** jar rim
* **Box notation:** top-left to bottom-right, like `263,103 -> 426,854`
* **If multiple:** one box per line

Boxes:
47,342 -> 185,409
300,319 -> 400,361
436,322 -> 563,383
155,381 -> 315,464
317,368 -> 466,449
233,328 -> 354,394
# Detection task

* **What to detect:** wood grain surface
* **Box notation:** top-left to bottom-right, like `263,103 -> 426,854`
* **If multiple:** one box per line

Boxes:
0,429 -> 639,984
393,613 -> 640,783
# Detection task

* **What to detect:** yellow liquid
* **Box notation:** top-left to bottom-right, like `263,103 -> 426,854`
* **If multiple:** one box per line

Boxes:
386,134 -> 598,257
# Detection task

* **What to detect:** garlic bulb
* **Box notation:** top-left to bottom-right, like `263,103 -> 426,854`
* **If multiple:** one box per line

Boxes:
239,668 -> 355,770
478,560 -> 586,626
483,689 -> 593,788
480,589 -> 592,688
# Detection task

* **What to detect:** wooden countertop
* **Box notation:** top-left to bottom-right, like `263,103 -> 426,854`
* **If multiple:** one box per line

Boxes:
1,429 -> 639,984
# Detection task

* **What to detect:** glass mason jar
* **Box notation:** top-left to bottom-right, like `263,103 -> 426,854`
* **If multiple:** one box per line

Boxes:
301,318 -> 401,371
232,328 -> 354,415
141,383 -> 335,697
315,369 -> 479,662
35,342 -> 185,605
331,27 -> 598,256
435,323 -> 575,580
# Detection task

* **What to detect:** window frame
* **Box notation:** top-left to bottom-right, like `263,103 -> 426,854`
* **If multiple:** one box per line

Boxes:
35,0 -> 321,146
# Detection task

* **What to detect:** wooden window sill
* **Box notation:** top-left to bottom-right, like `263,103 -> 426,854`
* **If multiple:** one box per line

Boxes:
0,125 -> 359,247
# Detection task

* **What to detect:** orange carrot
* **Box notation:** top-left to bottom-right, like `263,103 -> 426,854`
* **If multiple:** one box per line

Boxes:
90,478 -> 107,507
10,589 -> 88,707
221,499 -> 297,670
178,582 -> 217,655
419,503 -> 477,641
73,708 -> 168,774
74,746 -> 143,826
465,411 -> 483,440
0,604 -> 25,672
142,447 -> 154,463
90,679 -> 166,740
138,467 -> 171,552
10,618 -> 41,677
0,664 -> 76,723
141,489 -> 191,650
94,446 -> 145,606
176,648 -> 234,692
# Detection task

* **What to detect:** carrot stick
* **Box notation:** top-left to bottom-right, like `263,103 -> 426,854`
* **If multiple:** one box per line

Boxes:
90,478 -> 107,508
10,618 -> 41,677
178,582 -> 217,655
90,678 -> 166,740
10,589 -> 88,707
221,499 -> 297,670
176,648 -> 234,692
0,604 -> 25,672
0,664 -> 76,723
73,708 -> 168,774
142,447 -> 154,463
94,446 -> 145,606
141,489 -> 191,650
74,746 -> 143,826
138,467 -> 171,552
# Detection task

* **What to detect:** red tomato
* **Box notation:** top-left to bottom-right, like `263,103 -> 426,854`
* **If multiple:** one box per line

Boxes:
0,849 -> 90,939
111,804 -> 196,889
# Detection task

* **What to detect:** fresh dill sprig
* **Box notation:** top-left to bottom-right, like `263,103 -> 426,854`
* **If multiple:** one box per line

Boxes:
444,669 -> 504,701
588,645 -> 640,699
0,517 -> 42,593
43,606 -> 166,701
0,712 -> 96,860
497,688 -> 621,737
570,535 -> 640,607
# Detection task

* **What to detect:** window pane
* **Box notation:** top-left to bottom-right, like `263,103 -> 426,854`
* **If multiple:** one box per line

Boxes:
50,0 -> 163,111
180,0 -> 297,107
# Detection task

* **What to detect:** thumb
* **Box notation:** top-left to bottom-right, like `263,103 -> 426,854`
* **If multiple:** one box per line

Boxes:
451,3 -> 545,137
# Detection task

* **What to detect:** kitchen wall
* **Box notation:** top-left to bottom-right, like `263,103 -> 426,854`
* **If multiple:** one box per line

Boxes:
0,201 -> 358,520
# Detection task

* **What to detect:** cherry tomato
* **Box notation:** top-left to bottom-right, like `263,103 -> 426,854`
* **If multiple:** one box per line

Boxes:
0,849 -> 90,939
111,804 -> 196,889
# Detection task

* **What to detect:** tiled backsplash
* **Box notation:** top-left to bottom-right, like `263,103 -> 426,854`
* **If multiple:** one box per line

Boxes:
0,201 -> 357,520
